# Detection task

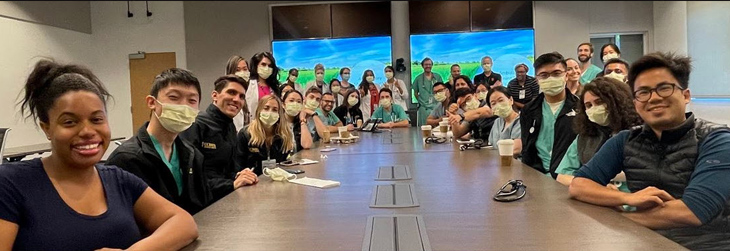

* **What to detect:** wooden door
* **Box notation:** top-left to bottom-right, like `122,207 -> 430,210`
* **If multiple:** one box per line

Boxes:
129,52 -> 176,134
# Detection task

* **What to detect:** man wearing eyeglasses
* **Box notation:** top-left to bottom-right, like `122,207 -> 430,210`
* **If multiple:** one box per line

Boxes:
315,92 -> 345,133
520,52 -> 579,178
569,52 -> 730,250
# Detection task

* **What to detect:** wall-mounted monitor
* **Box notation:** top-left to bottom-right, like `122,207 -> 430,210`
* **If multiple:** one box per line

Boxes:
272,36 -> 393,90
409,29 -> 536,103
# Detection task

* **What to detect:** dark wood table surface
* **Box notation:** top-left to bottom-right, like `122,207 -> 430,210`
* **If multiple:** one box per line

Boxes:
182,128 -> 686,251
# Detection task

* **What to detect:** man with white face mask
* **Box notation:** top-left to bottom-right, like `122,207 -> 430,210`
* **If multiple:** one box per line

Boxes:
450,87 -> 498,142
474,56 -> 503,89
602,58 -> 630,84
304,63 -> 330,94
107,68 -> 213,214
372,88 -> 410,128
520,52 -> 579,179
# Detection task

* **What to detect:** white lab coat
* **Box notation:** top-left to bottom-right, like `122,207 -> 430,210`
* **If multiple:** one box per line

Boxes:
245,79 -> 260,122
384,78 -> 408,110
360,91 -> 372,122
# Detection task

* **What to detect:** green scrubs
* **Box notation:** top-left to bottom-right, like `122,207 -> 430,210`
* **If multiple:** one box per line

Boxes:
150,135 -> 182,195
413,72 -> 443,126
315,108 -> 341,126
372,104 -> 409,123
580,64 -> 602,84
535,100 -> 563,173
556,137 -> 630,192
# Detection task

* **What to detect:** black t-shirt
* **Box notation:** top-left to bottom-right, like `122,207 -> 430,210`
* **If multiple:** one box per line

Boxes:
474,72 -> 503,87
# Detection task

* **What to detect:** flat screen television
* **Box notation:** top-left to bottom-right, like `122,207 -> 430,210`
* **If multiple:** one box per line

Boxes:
409,29 -> 535,103
272,36 -> 393,91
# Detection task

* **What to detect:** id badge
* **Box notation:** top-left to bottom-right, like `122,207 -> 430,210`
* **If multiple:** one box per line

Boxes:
519,90 -> 526,100
262,159 -> 277,170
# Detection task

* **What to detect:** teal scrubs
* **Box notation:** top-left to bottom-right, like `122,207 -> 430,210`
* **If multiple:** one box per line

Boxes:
580,64 -> 602,84
150,135 -> 182,195
372,104 -> 409,123
535,100 -> 563,173
315,108 -> 342,126
413,73 -> 443,126
556,137 -> 630,192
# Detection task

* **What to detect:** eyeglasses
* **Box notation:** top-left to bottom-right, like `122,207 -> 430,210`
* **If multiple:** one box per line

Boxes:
633,83 -> 683,102
536,70 -> 565,80
493,180 -> 526,202
322,100 -> 335,104
424,136 -> 447,144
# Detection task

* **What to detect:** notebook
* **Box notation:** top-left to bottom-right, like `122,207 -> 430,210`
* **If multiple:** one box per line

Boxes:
289,177 -> 341,188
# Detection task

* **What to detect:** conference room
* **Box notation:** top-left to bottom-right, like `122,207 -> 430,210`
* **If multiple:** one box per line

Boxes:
2,1 -> 730,251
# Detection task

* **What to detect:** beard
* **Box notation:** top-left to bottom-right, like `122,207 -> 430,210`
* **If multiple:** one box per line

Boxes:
578,55 -> 591,63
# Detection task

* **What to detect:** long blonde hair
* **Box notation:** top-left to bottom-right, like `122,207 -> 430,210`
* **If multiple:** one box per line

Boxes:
247,94 -> 295,153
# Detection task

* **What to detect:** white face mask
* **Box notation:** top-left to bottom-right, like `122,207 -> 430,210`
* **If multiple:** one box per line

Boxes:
305,98 -> 320,110
331,85 -> 341,93
379,98 -> 392,108
465,99 -> 480,111
385,72 -> 394,79
342,73 -> 350,81
605,72 -> 626,83
434,91 -> 447,102
235,70 -> 250,81
259,111 -> 279,127
347,96 -> 358,106
285,102 -> 302,117
153,99 -> 199,133
263,167 -> 297,181
492,101 -> 513,118
602,53 -> 619,63
586,104 -> 610,126
538,76 -> 566,96
482,63 -> 492,72
477,91 -> 488,101
366,76 -> 375,83
315,73 -> 324,82
288,75 -> 298,83
258,66 -> 273,79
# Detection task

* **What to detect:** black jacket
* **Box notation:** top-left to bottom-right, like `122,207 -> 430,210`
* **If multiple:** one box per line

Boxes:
106,122 -> 212,214
520,89 -> 579,178
236,125 -> 292,176
179,103 -> 240,202
333,104 -> 363,126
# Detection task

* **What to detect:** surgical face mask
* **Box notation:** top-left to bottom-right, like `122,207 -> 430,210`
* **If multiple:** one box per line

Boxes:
493,101 -> 513,118
434,91 -> 447,102
285,102 -> 302,117
305,98 -> 320,110
477,91 -> 488,101
605,72 -> 626,83
586,104 -> 610,126
379,98 -> 392,108
482,63 -> 492,72
465,99 -> 480,111
538,76 -> 566,96
385,72 -> 394,79
342,73 -> 351,81
288,75 -> 298,83
263,167 -> 297,182
366,76 -> 375,83
235,70 -> 250,81
258,66 -> 273,79
315,73 -> 324,82
259,111 -> 279,127
602,53 -> 619,63
153,99 -> 199,133
331,85 -> 341,93
348,96 -> 358,106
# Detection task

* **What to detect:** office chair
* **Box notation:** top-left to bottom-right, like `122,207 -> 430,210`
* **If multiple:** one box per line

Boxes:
0,128 -> 10,163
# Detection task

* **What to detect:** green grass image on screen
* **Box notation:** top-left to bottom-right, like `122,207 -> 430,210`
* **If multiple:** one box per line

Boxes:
409,29 -> 536,104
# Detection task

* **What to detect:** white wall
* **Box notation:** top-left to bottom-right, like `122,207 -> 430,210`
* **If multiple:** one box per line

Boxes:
90,1 -> 188,138
653,1 -> 688,54
687,1 -> 730,97
0,9 -> 94,148
0,1 -> 91,33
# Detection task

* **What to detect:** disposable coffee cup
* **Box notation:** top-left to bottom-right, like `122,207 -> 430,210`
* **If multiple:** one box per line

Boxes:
439,121 -> 449,133
442,117 -> 450,123
497,139 -> 515,166
421,125 -> 432,137
338,126 -> 350,138
322,130 -> 331,143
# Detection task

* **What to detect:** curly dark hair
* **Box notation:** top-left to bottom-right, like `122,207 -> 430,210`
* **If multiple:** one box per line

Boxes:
573,77 -> 643,137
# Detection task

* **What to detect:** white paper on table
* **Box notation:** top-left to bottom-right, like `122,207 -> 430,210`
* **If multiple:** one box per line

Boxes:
298,158 -> 319,165
289,177 -> 341,188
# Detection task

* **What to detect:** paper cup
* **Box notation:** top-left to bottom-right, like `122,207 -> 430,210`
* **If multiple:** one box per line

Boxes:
439,121 -> 449,133
338,126 -> 350,138
421,125 -> 432,137
322,130 -> 331,143
497,139 -> 515,166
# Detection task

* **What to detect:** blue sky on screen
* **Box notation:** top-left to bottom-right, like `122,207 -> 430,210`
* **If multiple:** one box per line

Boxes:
273,36 -> 393,70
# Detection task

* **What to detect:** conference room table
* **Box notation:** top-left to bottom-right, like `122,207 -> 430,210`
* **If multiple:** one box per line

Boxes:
182,128 -> 686,251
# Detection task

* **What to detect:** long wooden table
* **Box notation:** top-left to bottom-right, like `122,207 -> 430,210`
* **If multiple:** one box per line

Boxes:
182,128 -> 686,251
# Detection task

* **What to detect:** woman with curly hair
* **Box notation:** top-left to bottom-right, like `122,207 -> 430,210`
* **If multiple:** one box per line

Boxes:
555,77 -> 643,187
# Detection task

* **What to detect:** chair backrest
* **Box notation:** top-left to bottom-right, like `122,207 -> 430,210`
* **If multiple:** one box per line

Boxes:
0,128 -> 10,162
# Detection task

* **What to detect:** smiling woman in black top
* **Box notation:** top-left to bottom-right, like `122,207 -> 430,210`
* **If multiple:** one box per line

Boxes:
0,60 -> 197,251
